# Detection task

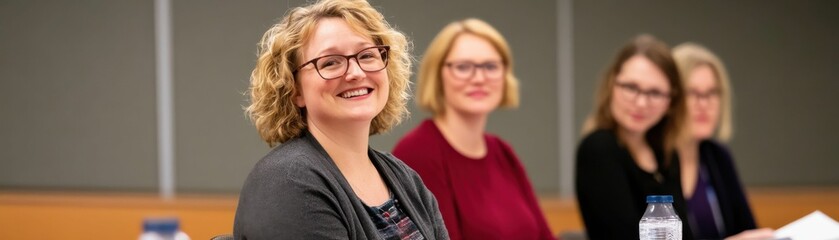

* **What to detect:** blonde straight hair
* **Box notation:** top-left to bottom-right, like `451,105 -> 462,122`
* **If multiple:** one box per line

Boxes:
416,18 -> 519,116
673,43 -> 734,142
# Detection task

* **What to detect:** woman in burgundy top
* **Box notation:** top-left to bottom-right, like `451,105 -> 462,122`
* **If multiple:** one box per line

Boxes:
393,18 -> 555,240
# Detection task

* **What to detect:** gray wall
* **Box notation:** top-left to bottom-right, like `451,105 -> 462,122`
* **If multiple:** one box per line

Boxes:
171,0 -> 283,192
1,1 -> 158,190
1,1 -> 836,193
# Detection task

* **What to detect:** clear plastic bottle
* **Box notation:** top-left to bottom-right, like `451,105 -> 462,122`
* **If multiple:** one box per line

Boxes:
139,217 -> 191,240
639,195 -> 682,240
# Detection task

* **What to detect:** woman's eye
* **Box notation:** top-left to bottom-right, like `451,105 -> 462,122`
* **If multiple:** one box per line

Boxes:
358,52 -> 376,60
626,85 -> 641,93
648,91 -> 664,98
455,64 -> 472,72
318,58 -> 342,69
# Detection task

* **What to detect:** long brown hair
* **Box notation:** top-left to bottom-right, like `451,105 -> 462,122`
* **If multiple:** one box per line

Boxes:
582,34 -> 687,165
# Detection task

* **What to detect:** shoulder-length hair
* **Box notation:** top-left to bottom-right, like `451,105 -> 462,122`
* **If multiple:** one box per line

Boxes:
416,18 -> 519,116
246,0 -> 411,146
583,34 -> 688,164
673,43 -> 734,142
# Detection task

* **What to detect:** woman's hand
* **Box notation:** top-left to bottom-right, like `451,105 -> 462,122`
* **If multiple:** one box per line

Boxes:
724,228 -> 774,240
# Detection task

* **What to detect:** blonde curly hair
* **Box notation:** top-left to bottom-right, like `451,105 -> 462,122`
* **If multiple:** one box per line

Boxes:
246,0 -> 411,146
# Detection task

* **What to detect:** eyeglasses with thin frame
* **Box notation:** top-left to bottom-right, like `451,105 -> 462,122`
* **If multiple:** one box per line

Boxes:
293,45 -> 389,80
445,60 -> 504,81
614,81 -> 672,106
687,89 -> 721,104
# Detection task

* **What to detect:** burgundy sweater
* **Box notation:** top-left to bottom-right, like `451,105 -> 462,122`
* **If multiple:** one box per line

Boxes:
393,120 -> 555,240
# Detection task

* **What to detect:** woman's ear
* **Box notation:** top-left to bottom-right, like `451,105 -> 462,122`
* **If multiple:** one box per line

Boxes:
294,92 -> 305,108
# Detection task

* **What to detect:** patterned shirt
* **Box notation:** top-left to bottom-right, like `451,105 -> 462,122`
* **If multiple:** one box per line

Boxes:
365,196 -> 424,240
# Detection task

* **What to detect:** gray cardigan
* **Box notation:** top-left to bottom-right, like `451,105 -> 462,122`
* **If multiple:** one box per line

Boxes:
233,131 -> 449,240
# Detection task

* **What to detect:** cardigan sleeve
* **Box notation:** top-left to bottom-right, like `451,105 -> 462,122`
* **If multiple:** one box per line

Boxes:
393,133 -> 463,240
497,139 -> 557,240
575,131 -> 643,239
234,153 -> 349,240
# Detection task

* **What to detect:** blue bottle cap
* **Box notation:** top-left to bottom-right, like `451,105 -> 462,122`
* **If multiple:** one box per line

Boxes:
143,217 -> 180,234
646,195 -> 674,203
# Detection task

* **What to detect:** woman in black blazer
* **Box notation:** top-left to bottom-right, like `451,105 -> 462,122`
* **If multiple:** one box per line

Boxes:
673,43 -> 773,239
575,34 -> 693,239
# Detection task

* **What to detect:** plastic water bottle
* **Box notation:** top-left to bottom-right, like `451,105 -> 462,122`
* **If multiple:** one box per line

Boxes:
639,195 -> 682,240
139,217 -> 191,240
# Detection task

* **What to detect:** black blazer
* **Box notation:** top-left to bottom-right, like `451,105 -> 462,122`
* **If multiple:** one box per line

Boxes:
575,129 -> 694,239
692,140 -> 757,238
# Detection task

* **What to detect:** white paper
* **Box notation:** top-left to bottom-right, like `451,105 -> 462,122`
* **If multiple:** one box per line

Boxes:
775,210 -> 839,240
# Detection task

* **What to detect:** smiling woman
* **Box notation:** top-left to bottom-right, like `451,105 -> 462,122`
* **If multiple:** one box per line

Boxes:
291,18 -> 392,131
393,18 -> 555,240
233,0 -> 448,239
574,34 -> 692,239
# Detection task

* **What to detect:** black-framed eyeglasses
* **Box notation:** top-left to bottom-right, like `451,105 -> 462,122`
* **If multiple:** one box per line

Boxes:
614,81 -> 672,106
445,60 -> 504,81
293,45 -> 390,80
687,89 -> 721,102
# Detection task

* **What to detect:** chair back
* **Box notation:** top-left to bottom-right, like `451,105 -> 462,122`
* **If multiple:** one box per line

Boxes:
210,233 -> 233,240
